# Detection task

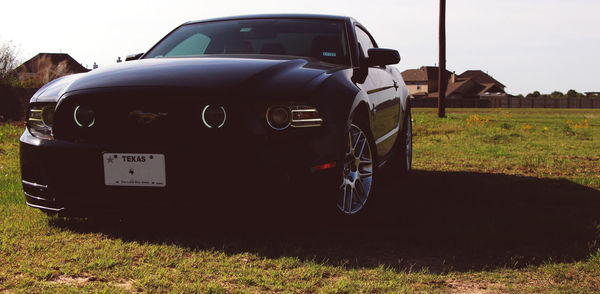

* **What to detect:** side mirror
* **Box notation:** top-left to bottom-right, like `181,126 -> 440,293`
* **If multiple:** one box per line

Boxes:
125,53 -> 144,61
367,48 -> 400,66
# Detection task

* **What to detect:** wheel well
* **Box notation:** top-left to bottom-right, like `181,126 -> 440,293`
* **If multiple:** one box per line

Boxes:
350,101 -> 378,159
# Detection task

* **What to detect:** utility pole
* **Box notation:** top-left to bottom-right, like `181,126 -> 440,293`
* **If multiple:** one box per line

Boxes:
438,0 -> 447,118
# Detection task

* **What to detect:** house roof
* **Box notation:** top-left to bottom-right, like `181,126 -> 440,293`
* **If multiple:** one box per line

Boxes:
15,53 -> 89,74
401,66 -> 451,82
459,70 -> 505,88
447,79 -> 476,95
401,68 -> 428,82
429,79 -> 473,98
478,83 -> 505,95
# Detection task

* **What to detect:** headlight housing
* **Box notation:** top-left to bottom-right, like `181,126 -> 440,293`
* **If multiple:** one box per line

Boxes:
266,105 -> 323,130
27,103 -> 56,140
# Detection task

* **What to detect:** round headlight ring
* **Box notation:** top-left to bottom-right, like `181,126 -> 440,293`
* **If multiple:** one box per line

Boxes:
74,105 -> 96,128
266,106 -> 292,130
202,105 -> 227,129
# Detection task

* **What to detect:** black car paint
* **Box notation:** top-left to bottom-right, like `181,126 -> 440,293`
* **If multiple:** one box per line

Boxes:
20,14 -> 408,215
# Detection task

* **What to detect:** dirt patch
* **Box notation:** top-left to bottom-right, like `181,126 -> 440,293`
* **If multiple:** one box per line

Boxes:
49,275 -> 94,285
114,280 -> 134,291
48,275 -> 133,291
446,278 -> 504,294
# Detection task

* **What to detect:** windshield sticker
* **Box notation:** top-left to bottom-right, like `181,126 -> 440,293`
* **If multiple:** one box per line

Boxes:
240,27 -> 252,32
322,52 -> 337,57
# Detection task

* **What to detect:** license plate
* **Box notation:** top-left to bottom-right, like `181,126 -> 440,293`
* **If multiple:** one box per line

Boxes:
103,153 -> 166,187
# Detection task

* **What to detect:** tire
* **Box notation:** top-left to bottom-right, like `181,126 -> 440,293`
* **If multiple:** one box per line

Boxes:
398,107 -> 413,174
336,119 -> 377,216
384,106 -> 412,177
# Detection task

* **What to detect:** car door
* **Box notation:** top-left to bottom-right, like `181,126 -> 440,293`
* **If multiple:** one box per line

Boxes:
354,26 -> 400,157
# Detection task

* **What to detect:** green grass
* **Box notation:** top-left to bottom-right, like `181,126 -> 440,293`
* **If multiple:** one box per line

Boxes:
413,108 -> 599,189
1,108 -> 600,293
0,122 -> 23,206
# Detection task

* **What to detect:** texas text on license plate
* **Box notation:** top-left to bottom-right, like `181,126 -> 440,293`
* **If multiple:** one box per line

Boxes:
103,153 -> 166,187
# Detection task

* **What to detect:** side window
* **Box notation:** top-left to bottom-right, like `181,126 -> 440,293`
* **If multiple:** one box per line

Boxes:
355,26 -> 374,58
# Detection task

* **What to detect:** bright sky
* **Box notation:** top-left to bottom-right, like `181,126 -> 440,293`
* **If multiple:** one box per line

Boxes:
1,0 -> 598,95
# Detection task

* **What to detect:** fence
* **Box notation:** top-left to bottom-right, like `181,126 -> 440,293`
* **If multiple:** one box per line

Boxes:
0,86 -> 39,121
412,96 -> 600,109
488,96 -> 600,108
411,98 -> 490,108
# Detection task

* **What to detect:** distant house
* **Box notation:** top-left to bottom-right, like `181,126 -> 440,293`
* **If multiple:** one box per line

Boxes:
401,67 -> 507,99
13,53 -> 89,86
458,70 -> 506,96
400,66 -> 451,98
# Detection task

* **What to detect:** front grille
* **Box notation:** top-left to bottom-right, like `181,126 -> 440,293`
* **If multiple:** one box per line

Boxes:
53,89 -> 254,147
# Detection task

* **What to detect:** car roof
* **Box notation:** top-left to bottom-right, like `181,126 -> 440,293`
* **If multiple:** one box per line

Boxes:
185,14 -> 353,25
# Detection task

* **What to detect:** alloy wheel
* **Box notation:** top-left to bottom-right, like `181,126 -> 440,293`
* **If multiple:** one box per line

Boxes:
338,123 -> 374,215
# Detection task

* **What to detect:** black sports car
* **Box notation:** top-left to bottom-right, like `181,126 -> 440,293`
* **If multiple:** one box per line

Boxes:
20,14 -> 412,217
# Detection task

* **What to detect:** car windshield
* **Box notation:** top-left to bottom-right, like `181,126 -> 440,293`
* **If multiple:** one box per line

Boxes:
144,18 -> 350,65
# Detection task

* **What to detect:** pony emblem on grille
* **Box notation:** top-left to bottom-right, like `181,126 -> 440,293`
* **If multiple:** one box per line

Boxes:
128,110 -> 168,125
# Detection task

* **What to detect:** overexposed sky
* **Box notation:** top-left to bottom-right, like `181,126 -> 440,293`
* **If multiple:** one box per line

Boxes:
1,0 -> 598,95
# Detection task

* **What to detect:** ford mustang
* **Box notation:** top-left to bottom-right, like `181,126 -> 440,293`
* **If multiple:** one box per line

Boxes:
19,14 -> 411,217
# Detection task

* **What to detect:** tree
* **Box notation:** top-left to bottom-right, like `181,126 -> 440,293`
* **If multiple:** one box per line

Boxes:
0,40 -> 20,84
566,89 -> 582,97
526,91 -> 541,98
550,91 -> 564,98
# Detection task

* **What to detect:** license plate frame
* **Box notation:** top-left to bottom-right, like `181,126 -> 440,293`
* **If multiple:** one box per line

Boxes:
103,153 -> 166,187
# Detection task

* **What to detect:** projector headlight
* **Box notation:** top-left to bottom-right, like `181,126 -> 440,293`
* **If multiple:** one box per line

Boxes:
266,106 -> 292,130
27,103 -> 56,140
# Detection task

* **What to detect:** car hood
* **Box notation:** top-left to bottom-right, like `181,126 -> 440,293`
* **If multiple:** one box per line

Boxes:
32,56 -> 349,102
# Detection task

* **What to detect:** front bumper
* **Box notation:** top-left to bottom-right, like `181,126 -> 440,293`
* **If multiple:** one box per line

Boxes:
20,129 -> 341,216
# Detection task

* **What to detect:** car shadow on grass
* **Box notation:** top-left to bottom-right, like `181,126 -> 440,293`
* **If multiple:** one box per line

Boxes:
50,170 -> 600,273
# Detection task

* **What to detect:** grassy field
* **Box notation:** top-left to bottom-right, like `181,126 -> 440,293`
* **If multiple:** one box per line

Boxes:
1,108 -> 599,293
